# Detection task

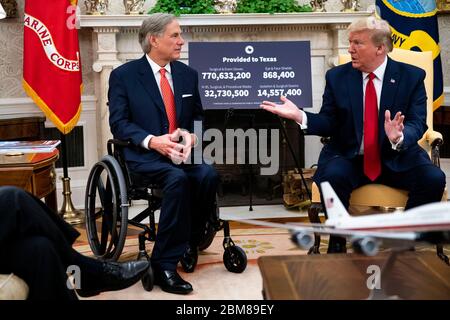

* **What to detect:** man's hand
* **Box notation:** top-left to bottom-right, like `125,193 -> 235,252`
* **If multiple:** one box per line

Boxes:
260,96 -> 303,123
384,110 -> 404,143
149,129 -> 195,164
149,131 -> 186,163
171,129 -> 194,164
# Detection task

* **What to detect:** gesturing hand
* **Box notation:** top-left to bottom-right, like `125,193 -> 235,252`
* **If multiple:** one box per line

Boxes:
384,110 -> 404,143
260,96 -> 303,123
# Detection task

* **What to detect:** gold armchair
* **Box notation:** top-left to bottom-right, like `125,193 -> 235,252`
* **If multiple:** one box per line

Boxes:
307,48 -> 447,259
0,274 -> 29,300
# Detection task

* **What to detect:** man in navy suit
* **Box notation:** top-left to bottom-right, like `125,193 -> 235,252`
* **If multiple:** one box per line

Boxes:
108,13 -> 219,294
260,17 -> 446,252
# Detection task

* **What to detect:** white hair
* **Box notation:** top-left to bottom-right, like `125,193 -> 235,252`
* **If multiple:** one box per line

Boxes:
348,16 -> 393,52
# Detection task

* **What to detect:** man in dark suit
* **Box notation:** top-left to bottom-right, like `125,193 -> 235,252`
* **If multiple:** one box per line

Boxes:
0,186 -> 149,300
260,17 -> 446,252
108,13 -> 219,294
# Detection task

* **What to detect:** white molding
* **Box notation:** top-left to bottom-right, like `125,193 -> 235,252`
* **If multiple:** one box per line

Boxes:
0,96 -> 97,117
80,12 -> 372,28
444,86 -> 450,105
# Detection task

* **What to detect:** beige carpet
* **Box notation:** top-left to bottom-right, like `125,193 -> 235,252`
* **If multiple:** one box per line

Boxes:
74,227 -> 308,300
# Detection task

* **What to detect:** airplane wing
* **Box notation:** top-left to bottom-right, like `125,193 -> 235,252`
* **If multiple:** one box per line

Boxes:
238,219 -> 418,240
237,219 -> 435,256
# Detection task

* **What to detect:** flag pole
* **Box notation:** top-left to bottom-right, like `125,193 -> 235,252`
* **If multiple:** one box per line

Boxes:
59,132 -> 84,225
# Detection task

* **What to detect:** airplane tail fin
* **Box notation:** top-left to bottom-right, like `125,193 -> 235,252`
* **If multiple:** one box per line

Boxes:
320,182 -> 350,220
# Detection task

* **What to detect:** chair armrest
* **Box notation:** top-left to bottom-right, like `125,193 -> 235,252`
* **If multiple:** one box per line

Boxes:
424,130 -> 443,167
425,130 -> 443,148
0,274 -> 29,300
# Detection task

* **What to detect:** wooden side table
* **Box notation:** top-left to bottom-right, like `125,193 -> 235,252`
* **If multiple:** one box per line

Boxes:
258,251 -> 450,300
0,150 -> 59,212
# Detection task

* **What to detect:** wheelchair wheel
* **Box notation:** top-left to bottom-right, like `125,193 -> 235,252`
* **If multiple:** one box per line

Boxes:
85,155 -> 128,261
198,221 -> 217,251
223,246 -> 247,273
198,194 -> 219,251
141,264 -> 154,292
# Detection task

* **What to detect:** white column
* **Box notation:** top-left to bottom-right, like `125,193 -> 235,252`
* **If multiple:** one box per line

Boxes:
92,27 -> 122,157
329,23 -> 351,67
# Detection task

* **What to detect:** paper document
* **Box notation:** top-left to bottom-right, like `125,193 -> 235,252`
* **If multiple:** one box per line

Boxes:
0,140 -> 61,154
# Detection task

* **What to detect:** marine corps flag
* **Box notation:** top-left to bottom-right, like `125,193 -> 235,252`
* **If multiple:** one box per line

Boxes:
376,0 -> 444,111
23,0 -> 82,134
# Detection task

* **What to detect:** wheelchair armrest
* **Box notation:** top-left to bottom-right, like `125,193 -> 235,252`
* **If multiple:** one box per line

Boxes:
320,137 -> 330,145
108,139 -> 132,147
107,139 -> 132,156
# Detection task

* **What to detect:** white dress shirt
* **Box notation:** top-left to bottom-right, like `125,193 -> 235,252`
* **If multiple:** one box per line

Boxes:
141,55 -> 174,150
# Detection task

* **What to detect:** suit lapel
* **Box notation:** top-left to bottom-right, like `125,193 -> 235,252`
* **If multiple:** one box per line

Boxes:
348,66 -> 364,148
171,62 -> 183,124
137,56 -> 165,114
379,58 -> 399,146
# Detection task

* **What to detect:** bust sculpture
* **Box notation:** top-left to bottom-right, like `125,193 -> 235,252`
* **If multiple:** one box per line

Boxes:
341,0 -> 360,12
214,0 -> 237,14
84,0 -> 109,15
123,0 -> 145,15
310,0 -> 327,12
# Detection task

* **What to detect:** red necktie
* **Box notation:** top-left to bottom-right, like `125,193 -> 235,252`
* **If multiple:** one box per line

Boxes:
160,68 -> 177,133
364,72 -> 381,181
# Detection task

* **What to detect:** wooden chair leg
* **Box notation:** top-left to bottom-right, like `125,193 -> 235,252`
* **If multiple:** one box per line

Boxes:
307,204 -> 323,254
436,244 -> 449,266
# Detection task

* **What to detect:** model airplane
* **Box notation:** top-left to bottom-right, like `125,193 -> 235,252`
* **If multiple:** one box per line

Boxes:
239,182 -> 450,256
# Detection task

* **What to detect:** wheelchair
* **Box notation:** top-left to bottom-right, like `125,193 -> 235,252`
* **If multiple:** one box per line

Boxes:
84,139 -> 247,291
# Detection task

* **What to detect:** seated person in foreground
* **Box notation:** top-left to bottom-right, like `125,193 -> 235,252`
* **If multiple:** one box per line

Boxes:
260,17 -> 446,252
0,186 -> 149,300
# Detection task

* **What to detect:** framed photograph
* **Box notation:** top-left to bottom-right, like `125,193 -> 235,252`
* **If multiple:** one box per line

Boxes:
437,0 -> 450,13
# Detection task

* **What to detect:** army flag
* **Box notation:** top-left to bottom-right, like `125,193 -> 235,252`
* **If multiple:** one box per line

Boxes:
376,0 -> 444,111
23,0 -> 82,134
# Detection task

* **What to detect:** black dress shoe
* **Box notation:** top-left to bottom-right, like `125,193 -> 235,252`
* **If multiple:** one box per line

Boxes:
154,270 -> 193,294
180,245 -> 198,273
76,260 -> 149,297
327,236 -> 347,254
